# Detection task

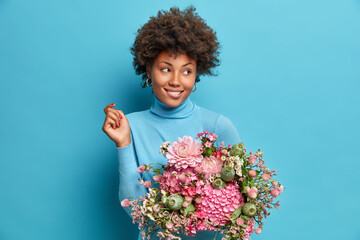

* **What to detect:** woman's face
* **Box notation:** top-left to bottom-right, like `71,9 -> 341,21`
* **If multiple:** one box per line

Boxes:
147,50 -> 197,107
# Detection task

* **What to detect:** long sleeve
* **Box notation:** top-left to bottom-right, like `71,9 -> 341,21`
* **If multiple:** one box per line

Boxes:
116,138 -> 147,218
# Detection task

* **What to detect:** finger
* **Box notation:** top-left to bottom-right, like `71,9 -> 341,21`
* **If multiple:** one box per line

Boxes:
104,103 -> 115,114
107,108 -> 123,121
108,111 -> 121,127
105,117 -> 118,130
116,110 -> 126,120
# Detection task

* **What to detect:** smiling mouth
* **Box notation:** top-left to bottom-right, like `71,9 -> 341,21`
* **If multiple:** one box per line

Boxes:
165,88 -> 184,97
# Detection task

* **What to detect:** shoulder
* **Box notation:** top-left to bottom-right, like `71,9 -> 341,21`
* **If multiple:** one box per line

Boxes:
196,105 -> 233,126
197,105 -> 241,145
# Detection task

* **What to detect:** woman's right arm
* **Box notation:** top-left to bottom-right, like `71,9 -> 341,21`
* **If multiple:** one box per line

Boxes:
102,103 -> 147,217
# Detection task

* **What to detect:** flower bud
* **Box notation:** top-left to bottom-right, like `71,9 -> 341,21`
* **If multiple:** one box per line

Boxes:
249,170 -> 256,178
236,218 -> 244,226
221,166 -> 235,182
182,201 -> 190,208
182,203 -> 195,216
212,178 -> 226,189
271,189 -> 279,198
137,165 -> 146,173
121,199 -> 130,208
144,181 -> 151,188
242,203 -> 257,217
166,194 -> 184,210
230,143 -> 244,157
178,173 -> 187,183
262,173 -> 270,181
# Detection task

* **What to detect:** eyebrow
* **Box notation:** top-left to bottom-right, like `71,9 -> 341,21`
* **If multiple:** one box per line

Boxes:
160,61 -> 194,67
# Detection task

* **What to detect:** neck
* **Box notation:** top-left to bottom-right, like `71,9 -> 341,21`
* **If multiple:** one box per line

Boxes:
150,96 -> 196,119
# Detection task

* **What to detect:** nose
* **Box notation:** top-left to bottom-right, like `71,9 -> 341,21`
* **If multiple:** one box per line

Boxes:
168,71 -> 181,87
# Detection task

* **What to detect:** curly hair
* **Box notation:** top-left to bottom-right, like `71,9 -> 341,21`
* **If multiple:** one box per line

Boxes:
131,6 -> 220,88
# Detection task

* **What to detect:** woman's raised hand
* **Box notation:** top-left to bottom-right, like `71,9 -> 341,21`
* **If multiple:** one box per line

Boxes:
102,103 -> 131,148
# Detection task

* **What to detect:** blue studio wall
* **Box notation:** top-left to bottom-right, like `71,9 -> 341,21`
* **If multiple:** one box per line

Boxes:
1,0 -> 360,239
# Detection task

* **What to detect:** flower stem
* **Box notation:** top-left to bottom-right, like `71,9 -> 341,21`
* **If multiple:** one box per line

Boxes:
213,231 -> 218,240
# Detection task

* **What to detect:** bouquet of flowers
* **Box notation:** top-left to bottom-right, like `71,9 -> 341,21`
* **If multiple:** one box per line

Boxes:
121,131 -> 284,240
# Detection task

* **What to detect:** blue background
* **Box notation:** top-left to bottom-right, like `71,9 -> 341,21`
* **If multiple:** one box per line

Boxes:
1,0 -> 359,239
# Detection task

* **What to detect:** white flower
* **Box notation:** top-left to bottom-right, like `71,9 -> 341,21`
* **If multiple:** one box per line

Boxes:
159,141 -> 171,157
147,214 -> 155,221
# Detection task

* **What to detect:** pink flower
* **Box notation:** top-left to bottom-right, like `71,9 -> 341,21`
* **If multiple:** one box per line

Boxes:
262,173 -> 270,181
188,225 -> 196,235
188,187 -> 196,196
196,211 -> 206,219
139,180 -> 144,185
236,218 -> 244,226
272,180 -> 278,187
121,199 -> 130,207
249,170 -> 256,178
144,181 -> 151,188
248,155 -> 256,165
271,188 -> 279,198
197,221 -> 207,231
159,167 -> 183,194
208,133 -> 217,141
137,165 -> 145,173
183,201 -> 190,208
194,166 -> 202,173
165,222 -> 174,230
201,155 -> 223,179
182,186 -> 196,196
278,185 -> 284,193
245,186 -> 258,199
166,136 -> 203,170
153,204 -> 160,213
185,196 -> 193,202
178,173 -> 187,183
255,227 -> 262,234
194,197 -> 202,204
196,183 -> 244,226
153,175 -> 162,182
145,167 -> 150,172
205,141 -> 212,148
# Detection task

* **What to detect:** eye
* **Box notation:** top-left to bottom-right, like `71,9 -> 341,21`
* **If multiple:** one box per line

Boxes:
183,70 -> 191,75
161,68 -> 170,73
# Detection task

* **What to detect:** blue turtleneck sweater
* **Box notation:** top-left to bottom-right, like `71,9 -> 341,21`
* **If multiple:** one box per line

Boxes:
116,96 -> 240,240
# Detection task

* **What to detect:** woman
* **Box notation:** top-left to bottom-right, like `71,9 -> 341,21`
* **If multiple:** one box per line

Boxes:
102,6 -> 241,240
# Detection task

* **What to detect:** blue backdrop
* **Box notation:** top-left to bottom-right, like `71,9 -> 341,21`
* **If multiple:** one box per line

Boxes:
1,0 -> 359,239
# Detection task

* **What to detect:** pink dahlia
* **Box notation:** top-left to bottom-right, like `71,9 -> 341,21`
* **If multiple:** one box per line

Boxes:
201,155 -> 223,179
196,183 -> 244,226
166,136 -> 203,170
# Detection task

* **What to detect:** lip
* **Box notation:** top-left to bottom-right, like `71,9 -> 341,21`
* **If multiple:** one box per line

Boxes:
164,88 -> 184,99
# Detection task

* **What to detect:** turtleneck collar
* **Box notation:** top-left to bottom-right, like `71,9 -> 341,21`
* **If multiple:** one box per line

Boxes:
150,96 -> 197,119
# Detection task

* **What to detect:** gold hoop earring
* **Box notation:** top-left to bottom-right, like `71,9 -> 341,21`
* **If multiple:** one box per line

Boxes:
146,77 -> 152,87
192,84 -> 197,92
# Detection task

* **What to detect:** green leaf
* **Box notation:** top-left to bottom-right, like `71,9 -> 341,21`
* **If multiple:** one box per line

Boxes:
231,206 -> 242,219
